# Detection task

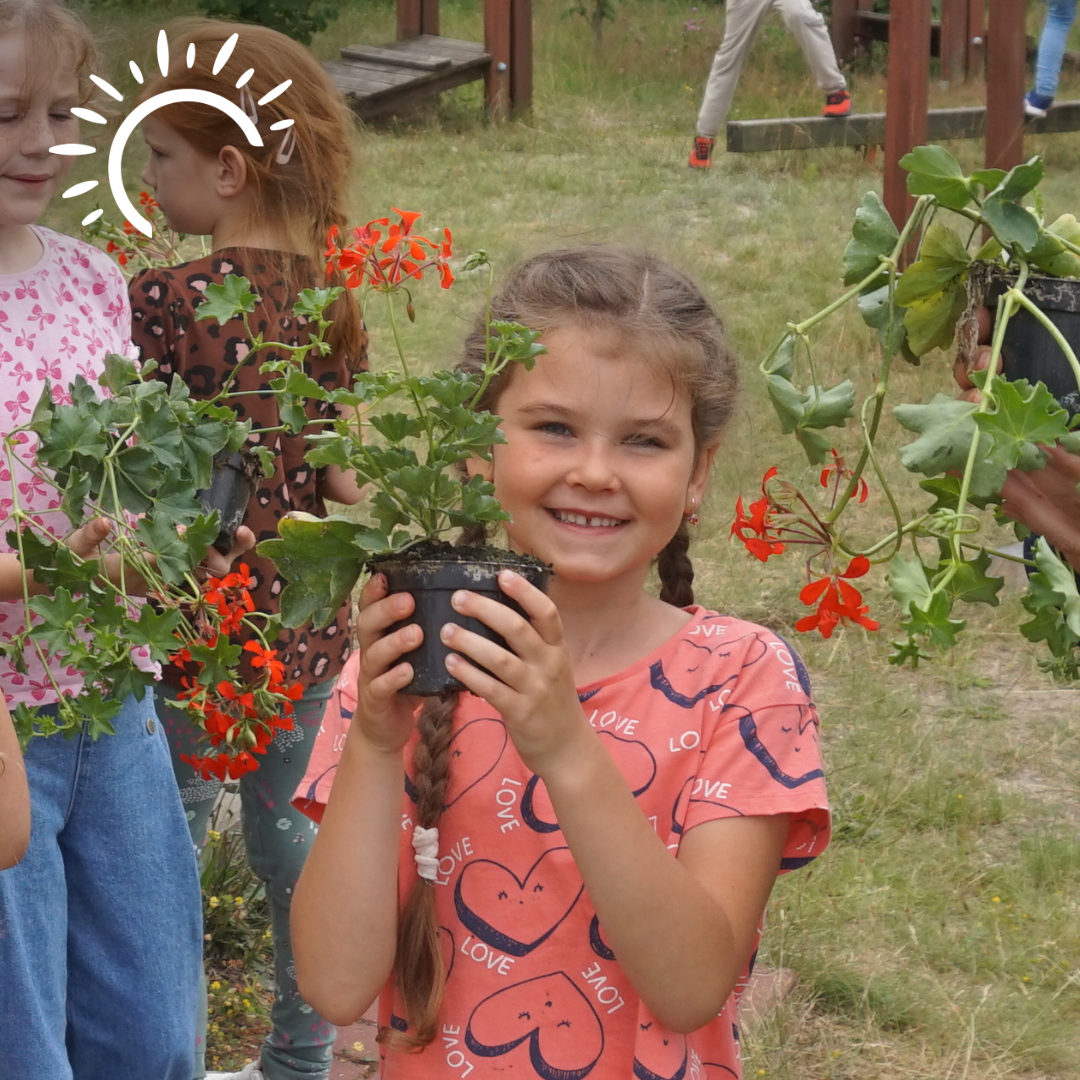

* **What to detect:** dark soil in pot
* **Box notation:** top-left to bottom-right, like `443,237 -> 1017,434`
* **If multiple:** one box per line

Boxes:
198,448 -> 262,555
985,271 -> 1080,417
370,543 -> 552,696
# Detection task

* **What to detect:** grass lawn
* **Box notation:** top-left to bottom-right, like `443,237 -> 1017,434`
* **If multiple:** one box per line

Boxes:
58,2 -> 1080,1076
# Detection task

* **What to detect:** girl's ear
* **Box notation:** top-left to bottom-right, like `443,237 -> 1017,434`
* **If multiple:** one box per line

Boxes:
215,145 -> 249,198
687,441 -> 720,505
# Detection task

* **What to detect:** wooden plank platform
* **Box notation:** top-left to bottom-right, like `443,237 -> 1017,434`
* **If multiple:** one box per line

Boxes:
726,101 -> 1080,153
325,34 -> 489,120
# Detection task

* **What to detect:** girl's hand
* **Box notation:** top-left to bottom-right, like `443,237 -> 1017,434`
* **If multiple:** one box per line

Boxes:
440,570 -> 586,775
353,573 -> 422,754
1000,444 -> 1080,571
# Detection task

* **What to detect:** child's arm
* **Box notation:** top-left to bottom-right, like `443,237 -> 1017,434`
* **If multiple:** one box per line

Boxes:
291,574 -> 422,1025
0,692 -> 30,870
441,572 -> 791,1033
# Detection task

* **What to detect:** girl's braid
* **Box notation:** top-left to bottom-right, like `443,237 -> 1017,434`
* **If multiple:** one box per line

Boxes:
657,520 -> 695,608
382,691 -> 457,1051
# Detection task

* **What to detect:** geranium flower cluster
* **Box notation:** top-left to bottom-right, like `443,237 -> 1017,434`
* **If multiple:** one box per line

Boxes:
732,453 -> 879,639
325,208 -> 454,293
172,565 -> 302,781
87,191 -> 191,274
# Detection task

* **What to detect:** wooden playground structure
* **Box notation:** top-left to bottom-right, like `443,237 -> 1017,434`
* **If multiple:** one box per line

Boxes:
726,1 -> 1080,232
322,0 -> 532,122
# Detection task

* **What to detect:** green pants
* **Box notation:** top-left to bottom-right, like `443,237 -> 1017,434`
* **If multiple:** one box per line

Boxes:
159,680 -> 336,1080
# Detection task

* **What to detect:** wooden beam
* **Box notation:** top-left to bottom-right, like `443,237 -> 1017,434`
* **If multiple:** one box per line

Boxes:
884,0 -> 930,242
984,0 -> 1025,170
726,102 -> 1080,152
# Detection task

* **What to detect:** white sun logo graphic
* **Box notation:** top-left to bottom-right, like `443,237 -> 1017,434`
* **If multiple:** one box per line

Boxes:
48,30 -> 293,238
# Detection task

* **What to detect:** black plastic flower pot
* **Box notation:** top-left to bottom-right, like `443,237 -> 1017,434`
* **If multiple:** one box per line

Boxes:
988,273 -> 1080,417
372,545 -> 552,696
197,448 -> 262,556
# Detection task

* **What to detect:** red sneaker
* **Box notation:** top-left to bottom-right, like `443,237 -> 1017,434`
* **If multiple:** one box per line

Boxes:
822,90 -> 852,118
688,135 -> 715,169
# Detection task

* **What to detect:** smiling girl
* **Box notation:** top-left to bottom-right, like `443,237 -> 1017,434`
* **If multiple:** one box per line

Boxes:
290,246 -> 831,1080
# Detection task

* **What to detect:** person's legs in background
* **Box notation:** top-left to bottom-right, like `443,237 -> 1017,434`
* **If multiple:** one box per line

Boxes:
776,0 -> 850,115
237,681 -> 337,1080
1028,0 -> 1079,115
160,686 -> 227,1079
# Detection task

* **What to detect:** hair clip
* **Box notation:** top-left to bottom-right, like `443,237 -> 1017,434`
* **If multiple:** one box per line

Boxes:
412,825 -> 439,883
238,86 -> 258,126
684,497 -> 700,526
275,128 -> 296,166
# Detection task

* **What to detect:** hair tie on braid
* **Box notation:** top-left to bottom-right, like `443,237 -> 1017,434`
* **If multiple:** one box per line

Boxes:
412,825 -> 439,882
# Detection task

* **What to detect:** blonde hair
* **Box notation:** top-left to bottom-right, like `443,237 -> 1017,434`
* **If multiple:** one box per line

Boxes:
137,18 -> 363,364
385,246 -> 738,1051
0,0 -> 97,103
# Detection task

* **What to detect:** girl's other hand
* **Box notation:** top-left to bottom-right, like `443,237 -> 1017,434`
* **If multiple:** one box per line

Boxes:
440,570 -> 585,776
64,518 -> 112,561
353,574 -> 422,754
1000,444 -> 1080,572
204,524 -> 256,576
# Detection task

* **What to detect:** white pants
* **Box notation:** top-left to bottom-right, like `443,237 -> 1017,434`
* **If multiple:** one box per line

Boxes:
696,0 -> 847,136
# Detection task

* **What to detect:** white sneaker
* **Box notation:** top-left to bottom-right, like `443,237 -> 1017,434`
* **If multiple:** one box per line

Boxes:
205,1065 -> 264,1080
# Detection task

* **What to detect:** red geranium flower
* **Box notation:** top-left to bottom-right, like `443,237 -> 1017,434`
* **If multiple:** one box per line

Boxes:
795,555 -> 879,638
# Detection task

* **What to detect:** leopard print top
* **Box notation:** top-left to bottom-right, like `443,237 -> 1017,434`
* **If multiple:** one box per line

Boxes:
129,248 -> 367,689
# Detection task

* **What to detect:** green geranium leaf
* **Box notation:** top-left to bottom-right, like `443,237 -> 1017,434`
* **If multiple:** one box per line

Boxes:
901,278 -> 968,356
292,286 -> 343,321
981,195 -> 1040,253
195,274 -> 260,324
766,374 -> 806,434
934,549 -> 1004,607
126,605 -> 185,664
34,406 -> 104,472
1032,536 -> 1080,636
842,191 -> 899,286
973,377 -> 1071,471
901,145 -> 971,210
258,513 -> 384,628
990,157 -> 1044,203
888,552 -> 933,612
762,335 -> 797,379
1058,429 -> 1080,454
135,514 -> 200,584
26,588 -> 92,654
100,353 -> 140,395
902,591 -> 967,650
802,380 -> 856,429
188,637 -> 244,690
370,412 -> 425,443
895,394 -> 979,475
857,285 -> 907,357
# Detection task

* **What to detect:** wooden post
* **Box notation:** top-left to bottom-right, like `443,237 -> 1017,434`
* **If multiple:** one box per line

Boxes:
966,0 -> 986,78
485,0 -> 511,120
938,0 -> 967,82
884,0 -> 931,247
984,0 -> 1025,170
509,0 -> 533,114
831,0 -> 858,60
397,0 -> 439,39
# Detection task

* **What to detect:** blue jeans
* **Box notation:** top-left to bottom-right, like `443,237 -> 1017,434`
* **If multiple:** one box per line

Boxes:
160,680 -> 336,1080
1033,0 -> 1078,100
0,693 -> 201,1080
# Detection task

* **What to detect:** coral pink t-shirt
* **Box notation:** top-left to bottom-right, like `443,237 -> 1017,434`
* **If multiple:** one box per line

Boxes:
294,607 -> 830,1080
0,227 -> 131,707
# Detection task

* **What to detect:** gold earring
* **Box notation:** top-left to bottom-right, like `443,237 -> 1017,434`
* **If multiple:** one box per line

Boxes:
684,497 -> 700,526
